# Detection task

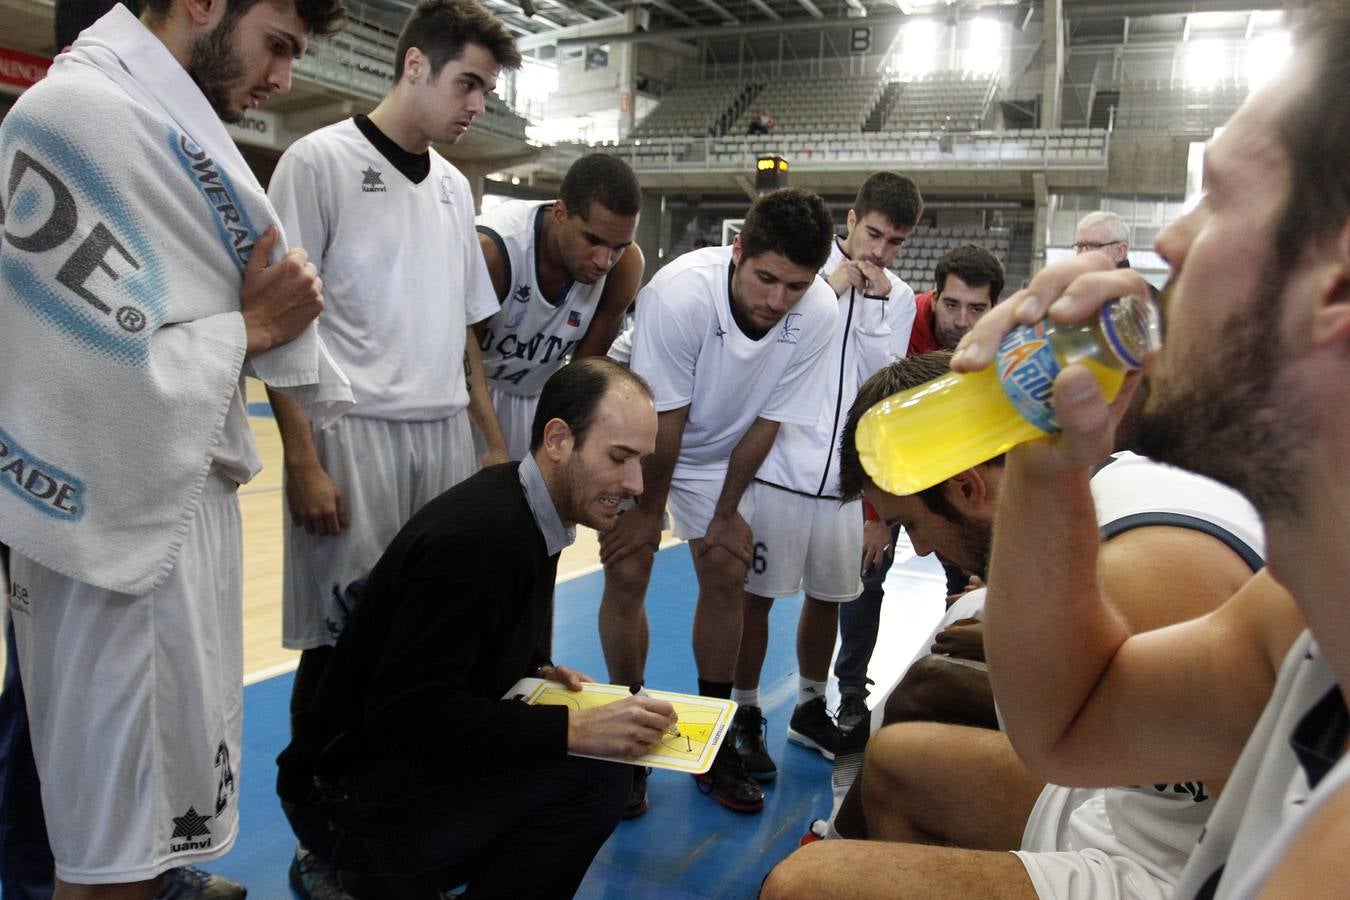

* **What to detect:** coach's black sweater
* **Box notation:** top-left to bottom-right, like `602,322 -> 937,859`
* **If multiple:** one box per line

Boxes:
277,463 -> 568,801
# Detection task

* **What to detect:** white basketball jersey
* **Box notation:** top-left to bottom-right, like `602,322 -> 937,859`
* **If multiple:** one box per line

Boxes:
629,245 -> 838,481
1173,630 -> 1339,899
475,200 -> 608,397
269,118 -> 497,421
756,238 -> 915,497
1079,452 -> 1266,880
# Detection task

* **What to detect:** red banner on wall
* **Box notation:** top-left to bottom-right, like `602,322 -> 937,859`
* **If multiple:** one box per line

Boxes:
0,47 -> 52,90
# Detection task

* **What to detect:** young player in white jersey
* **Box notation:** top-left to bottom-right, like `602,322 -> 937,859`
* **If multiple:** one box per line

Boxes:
797,5 -> 1350,893
473,154 -> 645,459
265,3 -> 521,895
731,173 -> 921,781
600,189 -> 839,815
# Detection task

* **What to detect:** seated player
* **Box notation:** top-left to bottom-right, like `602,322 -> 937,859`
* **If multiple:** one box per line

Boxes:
765,352 -> 1295,900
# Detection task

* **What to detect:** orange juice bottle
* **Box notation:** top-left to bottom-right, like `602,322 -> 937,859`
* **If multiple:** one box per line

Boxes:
857,295 -> 1160,495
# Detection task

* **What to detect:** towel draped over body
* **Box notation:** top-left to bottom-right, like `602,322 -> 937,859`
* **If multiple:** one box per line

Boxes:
0,6 -> 351,595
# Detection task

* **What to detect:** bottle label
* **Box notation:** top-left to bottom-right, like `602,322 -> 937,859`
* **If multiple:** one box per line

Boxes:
996,321 -> 1061,434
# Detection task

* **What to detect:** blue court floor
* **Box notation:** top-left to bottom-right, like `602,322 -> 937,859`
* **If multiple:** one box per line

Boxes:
200,542 -> 946,899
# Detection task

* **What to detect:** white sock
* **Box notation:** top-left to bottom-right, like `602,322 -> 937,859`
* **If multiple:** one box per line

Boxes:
732,687 -> 760,709
798,677 -> 827,707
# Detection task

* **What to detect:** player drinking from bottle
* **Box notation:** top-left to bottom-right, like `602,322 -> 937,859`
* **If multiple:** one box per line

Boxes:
768,351 -> 1282,899
776,0 -> 1350,893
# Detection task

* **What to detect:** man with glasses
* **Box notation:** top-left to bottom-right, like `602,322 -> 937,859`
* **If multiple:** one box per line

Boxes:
1072,211 -> 1132,267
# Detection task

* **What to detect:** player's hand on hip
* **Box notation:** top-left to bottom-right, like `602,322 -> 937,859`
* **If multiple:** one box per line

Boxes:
284,460 -> 349,535
568,696 -> 678,757
599,505 -> 661,567
240,226 -> 325,356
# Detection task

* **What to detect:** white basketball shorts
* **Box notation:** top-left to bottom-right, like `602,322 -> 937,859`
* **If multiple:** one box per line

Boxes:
742,481 -> 863,601
10,473 -> 243,883
283,412 -> 476,650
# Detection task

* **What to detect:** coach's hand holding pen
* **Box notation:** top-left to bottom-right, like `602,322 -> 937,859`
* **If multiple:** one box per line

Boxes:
631,683 -> 681,738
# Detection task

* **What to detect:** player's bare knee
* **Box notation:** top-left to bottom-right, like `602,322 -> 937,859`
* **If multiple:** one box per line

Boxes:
693,550 -> 749,596
603,549 -> 655,599
760,843 -> 832,899
883,655 -> 957,724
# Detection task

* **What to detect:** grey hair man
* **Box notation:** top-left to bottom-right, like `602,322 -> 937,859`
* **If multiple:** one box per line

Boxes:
1073,210 -> 1131,267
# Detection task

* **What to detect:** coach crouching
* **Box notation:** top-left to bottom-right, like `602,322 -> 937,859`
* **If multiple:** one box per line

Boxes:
277,358 -> 676,899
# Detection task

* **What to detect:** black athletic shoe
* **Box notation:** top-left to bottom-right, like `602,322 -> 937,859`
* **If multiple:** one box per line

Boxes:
694,743 -> 764,813
154,867 -> 247,899
836,692 -> 870,734
787,697 -> 849,761
288,847 -> 355,900
731,705 -> 777,782
624,765 -> 651,819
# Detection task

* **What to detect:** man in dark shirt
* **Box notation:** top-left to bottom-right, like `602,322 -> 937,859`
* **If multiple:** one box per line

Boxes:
278,358 -> 676,899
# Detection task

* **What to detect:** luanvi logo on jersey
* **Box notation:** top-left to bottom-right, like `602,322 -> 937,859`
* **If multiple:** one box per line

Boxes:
439,176 -> 454,204
777,312 -> 802,345
361,167 -> 386,193
169,806 -> 213,852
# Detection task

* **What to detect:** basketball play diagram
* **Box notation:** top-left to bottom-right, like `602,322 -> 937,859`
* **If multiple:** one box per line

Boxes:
504,679 -> 737,775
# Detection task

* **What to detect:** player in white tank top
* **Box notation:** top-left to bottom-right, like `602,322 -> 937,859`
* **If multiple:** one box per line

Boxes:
762,345 -> 1273,898
474,155 -> 645,460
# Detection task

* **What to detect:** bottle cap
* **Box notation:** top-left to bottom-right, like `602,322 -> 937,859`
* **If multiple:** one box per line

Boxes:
1100,294 -> 1162,369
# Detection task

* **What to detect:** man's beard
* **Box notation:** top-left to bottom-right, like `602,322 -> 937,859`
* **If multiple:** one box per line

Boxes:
187,14 -> 247,123
938,506 -> 993,581
1134,269 -> 1307,519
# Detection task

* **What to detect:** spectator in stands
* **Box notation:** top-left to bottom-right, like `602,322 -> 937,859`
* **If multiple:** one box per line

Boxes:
1072,210 -> 1131,267
731,172 -> 921,781
766,352 -> 1285,900
747,109 -> 775,135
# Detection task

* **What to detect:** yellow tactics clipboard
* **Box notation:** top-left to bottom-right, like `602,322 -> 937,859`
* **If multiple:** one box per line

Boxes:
504,679 -> 736,775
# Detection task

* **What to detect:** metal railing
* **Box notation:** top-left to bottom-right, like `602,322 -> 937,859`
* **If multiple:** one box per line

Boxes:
597,128 -> 1109,172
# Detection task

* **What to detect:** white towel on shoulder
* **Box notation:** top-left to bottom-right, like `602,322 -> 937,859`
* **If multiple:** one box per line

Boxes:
0,6 -> 351,595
